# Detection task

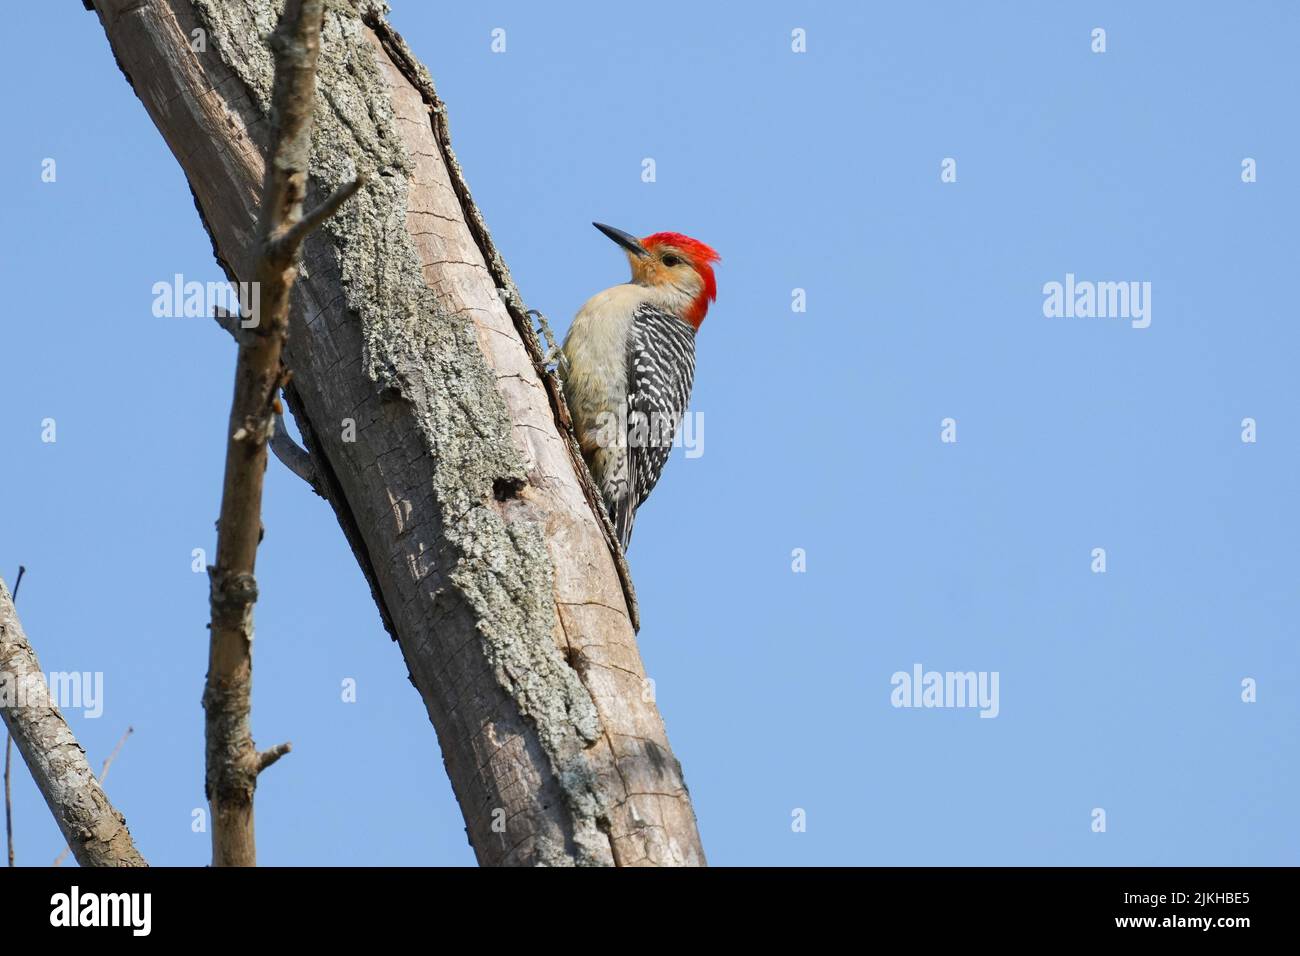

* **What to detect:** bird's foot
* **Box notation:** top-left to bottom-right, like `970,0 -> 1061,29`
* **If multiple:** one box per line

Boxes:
529,309 -> 569,376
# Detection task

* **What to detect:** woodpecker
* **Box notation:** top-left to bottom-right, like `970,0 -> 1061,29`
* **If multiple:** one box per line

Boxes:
561,222 -> 720,551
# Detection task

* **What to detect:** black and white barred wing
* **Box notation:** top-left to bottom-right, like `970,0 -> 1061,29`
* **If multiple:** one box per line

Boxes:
617,304 -> 697,549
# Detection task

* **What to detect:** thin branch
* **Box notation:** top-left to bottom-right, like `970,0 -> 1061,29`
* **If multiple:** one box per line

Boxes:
3,734 -> 11,868
271,174 -> 367,257
52,725 -> 134,867
4,566 -> 21,868
211,306 -> 244,340
0,577 -> 145,866
203,0 -> 359,868
255,742 -> 292,774
97,725 -> 133,786
270,410 -> 322,493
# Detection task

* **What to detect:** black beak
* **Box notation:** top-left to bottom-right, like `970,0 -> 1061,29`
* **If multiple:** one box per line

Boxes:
593,222 -> 649,259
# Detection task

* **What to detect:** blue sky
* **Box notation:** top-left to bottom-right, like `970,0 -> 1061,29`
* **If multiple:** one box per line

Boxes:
1,1 -> 1296,865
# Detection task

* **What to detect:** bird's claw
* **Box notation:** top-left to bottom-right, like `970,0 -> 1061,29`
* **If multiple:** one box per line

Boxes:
542,343 -> 569,376
529,308 -> 568,376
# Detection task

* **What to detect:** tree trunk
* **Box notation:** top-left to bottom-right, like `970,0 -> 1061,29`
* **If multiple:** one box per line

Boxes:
85,0 -> 705,865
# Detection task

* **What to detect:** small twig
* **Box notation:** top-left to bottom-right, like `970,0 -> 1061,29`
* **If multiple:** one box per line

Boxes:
52,725 -> 134,867
271,410 -> 322,493
97,725 -> 133,786
212,305 -> 244,340
5,566 -> 24,868
271,174 -> 367,256
4,735 -> 11,868
213,309 -> 323,495
255,742 -> 292,774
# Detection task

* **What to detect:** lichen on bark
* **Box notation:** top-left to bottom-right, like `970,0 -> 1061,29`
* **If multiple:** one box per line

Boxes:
190,0 -> 610,856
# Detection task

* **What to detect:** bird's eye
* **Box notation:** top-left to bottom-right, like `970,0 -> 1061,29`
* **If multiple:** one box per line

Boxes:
662,254 -> 683,267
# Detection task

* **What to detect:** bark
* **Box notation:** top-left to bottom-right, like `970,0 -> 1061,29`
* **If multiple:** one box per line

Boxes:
85,0 -> 704,865
53,725 -> 133,866
0,578 -> 147,867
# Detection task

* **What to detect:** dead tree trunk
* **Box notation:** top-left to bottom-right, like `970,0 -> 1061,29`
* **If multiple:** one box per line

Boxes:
84,0 -> 705,865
